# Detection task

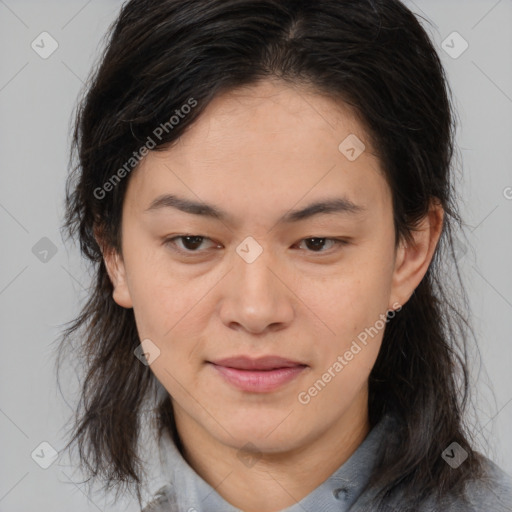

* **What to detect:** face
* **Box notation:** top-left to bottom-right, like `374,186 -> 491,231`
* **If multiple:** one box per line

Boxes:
104,79 -> 437,454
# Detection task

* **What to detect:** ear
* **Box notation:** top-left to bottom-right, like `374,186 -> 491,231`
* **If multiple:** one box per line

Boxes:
389,199 -> 444,309
94,229 -> 133,309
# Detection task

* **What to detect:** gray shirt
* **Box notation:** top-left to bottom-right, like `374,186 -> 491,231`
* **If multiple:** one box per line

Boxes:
142,415 -> 512,511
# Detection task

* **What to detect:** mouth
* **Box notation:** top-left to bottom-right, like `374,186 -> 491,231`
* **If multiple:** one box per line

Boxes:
207,355 -> 308,393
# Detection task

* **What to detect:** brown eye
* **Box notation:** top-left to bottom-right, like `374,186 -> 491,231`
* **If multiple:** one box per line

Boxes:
165,235 -> 218,254
296,237 -> 344,253
176,235 -> 207,251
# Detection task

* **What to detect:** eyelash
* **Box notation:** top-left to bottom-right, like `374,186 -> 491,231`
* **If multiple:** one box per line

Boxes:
163,235 -> 349,257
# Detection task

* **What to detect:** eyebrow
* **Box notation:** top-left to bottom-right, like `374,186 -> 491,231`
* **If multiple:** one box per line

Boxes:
144,193 -> 366,224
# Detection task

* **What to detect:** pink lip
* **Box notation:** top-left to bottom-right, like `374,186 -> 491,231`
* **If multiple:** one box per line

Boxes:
208,356 -> 307,393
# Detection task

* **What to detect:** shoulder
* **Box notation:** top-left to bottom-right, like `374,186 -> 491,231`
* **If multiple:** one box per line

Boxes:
458,455 -> 512,511
428,455 -> 512,512
377,455 -> 512,512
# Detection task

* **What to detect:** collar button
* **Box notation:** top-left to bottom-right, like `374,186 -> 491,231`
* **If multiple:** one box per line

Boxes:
333,487 -> 349,500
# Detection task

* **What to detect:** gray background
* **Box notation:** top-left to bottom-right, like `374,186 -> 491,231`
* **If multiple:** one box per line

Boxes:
0,0 -> 511,510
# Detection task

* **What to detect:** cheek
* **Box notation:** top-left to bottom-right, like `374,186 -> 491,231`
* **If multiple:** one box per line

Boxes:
299,273 -> 388,410
298,260 -> 395,398
121,241 -> 193,338
130,275 -> 204,344
306,261 -> 394,341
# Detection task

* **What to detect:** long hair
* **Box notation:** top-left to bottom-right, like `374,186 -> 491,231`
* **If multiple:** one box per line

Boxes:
57,0 -> 485,509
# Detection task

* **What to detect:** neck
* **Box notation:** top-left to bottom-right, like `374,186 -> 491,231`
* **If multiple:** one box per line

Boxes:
173,393 -> 370,512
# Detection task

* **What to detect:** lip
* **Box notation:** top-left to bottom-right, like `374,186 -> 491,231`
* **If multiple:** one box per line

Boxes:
211,355 -> 305,370
208,355 -> 307,393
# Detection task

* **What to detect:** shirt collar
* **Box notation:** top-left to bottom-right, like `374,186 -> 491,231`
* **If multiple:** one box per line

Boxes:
152,414 -> 393,512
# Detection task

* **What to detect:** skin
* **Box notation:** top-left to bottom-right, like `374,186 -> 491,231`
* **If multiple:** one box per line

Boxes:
102,79 -> 444,512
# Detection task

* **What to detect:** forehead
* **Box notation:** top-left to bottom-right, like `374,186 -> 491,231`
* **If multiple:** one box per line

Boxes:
125,79 -> 390,226
175,79 -> 372,156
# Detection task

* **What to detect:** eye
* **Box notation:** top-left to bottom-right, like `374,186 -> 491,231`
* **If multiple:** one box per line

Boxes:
164,235 -> 348,257
164,235 -> 218,254
294,237 -> 347,253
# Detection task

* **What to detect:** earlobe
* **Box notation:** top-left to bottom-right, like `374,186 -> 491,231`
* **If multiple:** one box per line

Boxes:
389,201 -> 444,309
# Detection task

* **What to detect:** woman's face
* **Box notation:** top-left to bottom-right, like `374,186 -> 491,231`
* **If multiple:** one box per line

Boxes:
105,79 -> 426,454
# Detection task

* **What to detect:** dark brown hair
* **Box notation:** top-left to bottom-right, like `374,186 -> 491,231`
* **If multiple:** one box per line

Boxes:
57,0 -> 485,509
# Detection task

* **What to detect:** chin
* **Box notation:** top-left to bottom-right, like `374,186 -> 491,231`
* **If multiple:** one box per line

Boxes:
225,430 -> 299,454
213,413 -> 307,450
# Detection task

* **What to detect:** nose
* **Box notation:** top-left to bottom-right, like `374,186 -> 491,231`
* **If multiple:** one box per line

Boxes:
218,244 -> 295,335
